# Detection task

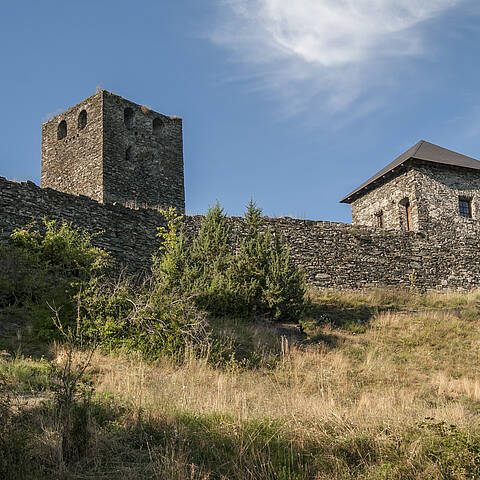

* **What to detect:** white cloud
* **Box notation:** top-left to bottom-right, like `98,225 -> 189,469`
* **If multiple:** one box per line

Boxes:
211,0 -> 465,116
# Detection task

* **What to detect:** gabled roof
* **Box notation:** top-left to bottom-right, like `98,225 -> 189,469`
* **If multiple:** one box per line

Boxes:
340,140 -> 480,204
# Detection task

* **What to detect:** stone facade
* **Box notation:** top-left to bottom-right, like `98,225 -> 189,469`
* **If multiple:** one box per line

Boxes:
344,141 -> 480,235
350,161 -> 480,234
350,164 -> 419,232
41,92 -> 104,202
2,176 -> 480,291
414,162 -> 480,235
41,91 -> 185,213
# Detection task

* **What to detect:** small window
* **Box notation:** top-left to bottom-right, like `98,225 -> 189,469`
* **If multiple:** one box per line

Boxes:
405,202 -> 412,231
375,211 -> 383,228
126,146 -> 133,162
153,118 -> 164,135
57,120 -> 67,140
124,107 -> 134,129
78,109 -> 87,130
459,198 -> 472,218
399,198 -> 413,231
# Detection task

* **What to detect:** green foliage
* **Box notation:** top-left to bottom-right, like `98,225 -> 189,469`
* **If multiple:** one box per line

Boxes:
1,220 -> 110,308
10,219 -> 110,280
420,419 -> 480,478
79,277 -> 211,360
0,356 -> 50,393
153,207 -> 192,294
153,200 -> 306,321
1,220 -> 111,342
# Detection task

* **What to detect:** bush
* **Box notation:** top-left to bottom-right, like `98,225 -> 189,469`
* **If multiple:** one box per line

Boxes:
9,219 -> 110,281
80,276 -> 211,360
1,220 -> 111,340
153,201 -> 306,321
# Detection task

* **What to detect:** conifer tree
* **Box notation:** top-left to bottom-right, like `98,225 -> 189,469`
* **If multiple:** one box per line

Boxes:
153,200 -> 306,321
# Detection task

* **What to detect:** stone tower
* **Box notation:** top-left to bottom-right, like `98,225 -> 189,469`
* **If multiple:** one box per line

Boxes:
41,90 -> 185,213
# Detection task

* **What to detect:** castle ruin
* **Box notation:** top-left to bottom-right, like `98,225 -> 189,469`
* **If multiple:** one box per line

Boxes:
2,91 -> 480,291
41,91 -> 185,212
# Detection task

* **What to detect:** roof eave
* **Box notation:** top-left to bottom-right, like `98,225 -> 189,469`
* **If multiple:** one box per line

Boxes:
339,163 -> 407,204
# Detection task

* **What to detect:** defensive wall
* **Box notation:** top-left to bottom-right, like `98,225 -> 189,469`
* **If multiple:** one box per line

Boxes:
1,175 -> 480,291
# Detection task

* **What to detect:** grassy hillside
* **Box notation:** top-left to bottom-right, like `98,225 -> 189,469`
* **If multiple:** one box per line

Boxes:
1,288 -> 480,479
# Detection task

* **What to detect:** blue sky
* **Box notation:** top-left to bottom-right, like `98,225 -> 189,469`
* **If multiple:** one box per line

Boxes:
1,0 -> 480,222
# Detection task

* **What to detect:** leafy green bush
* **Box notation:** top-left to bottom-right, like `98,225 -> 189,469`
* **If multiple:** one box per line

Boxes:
1,220 -> 111,340
9,219 -> 110,280
80,277 -> 211,360
153,201 -> 306,321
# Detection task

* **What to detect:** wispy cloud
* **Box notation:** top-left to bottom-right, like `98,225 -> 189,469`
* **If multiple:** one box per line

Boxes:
211,0 -> 465,116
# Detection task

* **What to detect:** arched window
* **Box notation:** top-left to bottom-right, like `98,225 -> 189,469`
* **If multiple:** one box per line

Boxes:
126,146 -> 133,162
153,118 -> 164,135
124,108 -> 134,129
78,110 -> 87,130
57,120 -> 67,140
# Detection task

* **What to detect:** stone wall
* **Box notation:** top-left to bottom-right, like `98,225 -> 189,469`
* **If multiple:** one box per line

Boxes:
102,92 -> 185,213
0,176 -> 167,274
415,162 -> 480,235
2,176 -> 480,290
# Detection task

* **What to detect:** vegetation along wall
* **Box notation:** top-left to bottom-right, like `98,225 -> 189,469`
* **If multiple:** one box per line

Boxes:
1,175 -> 480,290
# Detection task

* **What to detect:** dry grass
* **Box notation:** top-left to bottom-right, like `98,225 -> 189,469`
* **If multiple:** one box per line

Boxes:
92,309 -> 480,428
2,288 -> 480,478
83,301 -> 480,478
309,287 -> 480,311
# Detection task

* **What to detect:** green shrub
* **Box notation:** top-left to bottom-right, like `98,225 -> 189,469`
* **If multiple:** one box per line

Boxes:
80,277 -> 211,360
153,201 -> 306,321
9,219 -> 110,281
1,220 -> 111,340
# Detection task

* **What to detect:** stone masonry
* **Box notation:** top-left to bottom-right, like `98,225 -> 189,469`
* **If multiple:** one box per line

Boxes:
342,141 -> 480,236
414,162 -> 480,235
349,164 -> 419,232
4,96 -> 480,292
41,91 -> 185,213
2,176 -> 480,291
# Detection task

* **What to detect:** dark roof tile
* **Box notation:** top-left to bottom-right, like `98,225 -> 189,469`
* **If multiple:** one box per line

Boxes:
340,140 -> 480,203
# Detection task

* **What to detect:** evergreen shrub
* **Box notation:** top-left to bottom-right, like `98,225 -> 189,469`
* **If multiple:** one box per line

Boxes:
153,201 -> 306,321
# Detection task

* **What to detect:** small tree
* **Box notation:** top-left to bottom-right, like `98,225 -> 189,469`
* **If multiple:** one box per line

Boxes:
263,233 -> 306,320
234,200 -> 306,320
153,200 -> 306,322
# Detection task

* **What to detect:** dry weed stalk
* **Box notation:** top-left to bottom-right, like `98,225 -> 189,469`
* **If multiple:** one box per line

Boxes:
48,298 -> 96,466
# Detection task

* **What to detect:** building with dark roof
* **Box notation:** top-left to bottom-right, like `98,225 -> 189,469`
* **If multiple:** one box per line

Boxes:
340,140 -> 480,233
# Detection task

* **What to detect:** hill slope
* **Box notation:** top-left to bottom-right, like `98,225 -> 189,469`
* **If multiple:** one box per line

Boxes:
1,288 -> 480,479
